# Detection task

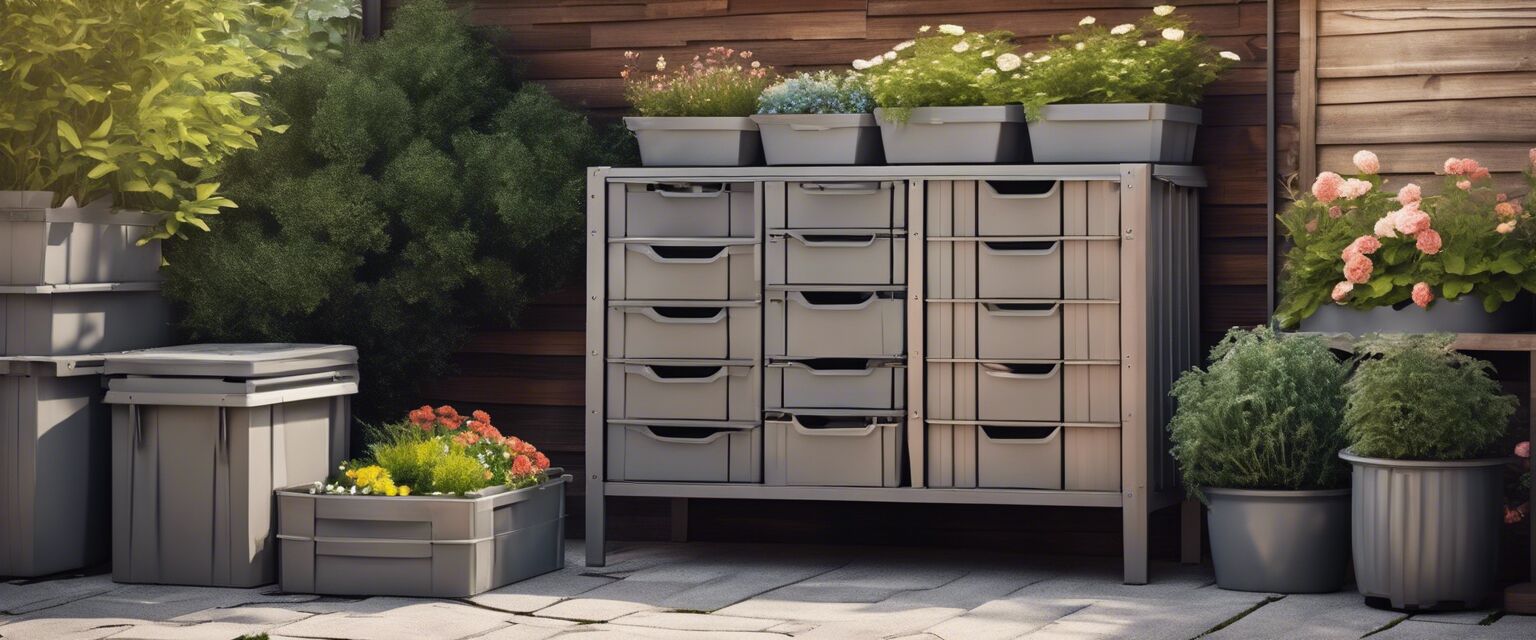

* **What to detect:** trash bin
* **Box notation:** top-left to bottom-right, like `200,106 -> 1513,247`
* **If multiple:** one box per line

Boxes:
103,344 -> 358,587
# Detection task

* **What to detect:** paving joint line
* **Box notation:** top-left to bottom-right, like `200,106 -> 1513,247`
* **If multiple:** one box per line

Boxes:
1360,614 -> 1410,638
1192,594 -> 1285,638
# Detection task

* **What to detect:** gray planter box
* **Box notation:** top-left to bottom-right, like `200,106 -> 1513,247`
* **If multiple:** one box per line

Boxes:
276,474 -> 569,597
1,191 -> 161,286
1301,295 -> 1530,335
1206,488 -> 1350,594
104,344 -> 358,587
0,356 -> 109,577
625,117 -> 762,167
750,113 -> 883,166
1,282 -> 169,356
1342,451 -> 1509,610
1027,103 -> 1201,163
874,106 -> 1028,164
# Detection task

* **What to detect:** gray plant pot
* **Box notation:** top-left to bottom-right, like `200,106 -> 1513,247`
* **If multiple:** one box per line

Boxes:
1300,295 -> 1530,335
1,190 -> 161,286
1205,488 -> 1350,594
1026,103 -> 1201,163
750,113 -> 884,166
1,282 -> 170,356
625,116 -> 762,166
1341,451 -> 1509,610
874,106 -> 1029,164
276,473 -> 570,597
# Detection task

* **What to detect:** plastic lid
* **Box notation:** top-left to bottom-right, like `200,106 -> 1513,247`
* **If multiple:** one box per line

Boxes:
0,355 -> 106,378
103,343 -> 357,378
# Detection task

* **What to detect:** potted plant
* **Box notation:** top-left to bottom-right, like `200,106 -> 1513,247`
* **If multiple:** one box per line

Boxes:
1169,327 -> 1352,593
277,405 -> 570,598
861,25 -> 1028,164
751,70 -> 882,165
622,47 -> 775,166
1277,149 -> 1536,333
982,5 -> 1239,163
1341,334 -> 1517,610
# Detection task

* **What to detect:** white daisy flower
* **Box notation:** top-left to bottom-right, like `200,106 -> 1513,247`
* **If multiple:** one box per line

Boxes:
995,52 -> 1022,71
1161,27 -> 1185,41
1154,5 -> 1176,16
1137,39 -> 1148,47
894,40 -> 916,51
1111,24 -> 1135,35
852,58 -> 871,70
1035,54 -> 1052,63
1219,51 -> 1241,61
1074,42 -> 1086,51
938,24 -> 965,36
884,51 -> 898,60
919,25 -> 931,32
981,50 -> 994,58
1079,16 -> 1096,26
952,41 -> 970,53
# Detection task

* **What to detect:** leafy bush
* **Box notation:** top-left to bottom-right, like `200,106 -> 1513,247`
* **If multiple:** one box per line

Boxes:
1344,334 -> 1516,461
164,0 -> 614,422
319,405 -> 550,496
1169,327 -> 1351,500
622,47 -> 774,117
0,0 -> 312,242
859,24 -> 1018,121
756,71 -> 873,115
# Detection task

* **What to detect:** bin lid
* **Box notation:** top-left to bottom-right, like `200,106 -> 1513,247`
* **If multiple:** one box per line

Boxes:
103,343 -> 358,378
0,355 -> 105,378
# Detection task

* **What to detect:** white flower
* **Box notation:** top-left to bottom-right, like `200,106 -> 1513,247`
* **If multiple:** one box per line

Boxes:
1035,54 -> 1052,63
1111,24 -> 1135,35
938,24 -> 965,36
981,50 -> 994,58
995,53 -> 1022,71
866,55 -> 884,67
1079,16 -> 1096,26
1219,50 -> 1241,61
1074,42 -> 1086,51
1161,27 -> 1185,41
1137,39 -> 1148,46
655,55 -> 666,71
918,25 -> 931,33
852,58 -> 871,70
952,41 -> 970,53
980,68 -> 996,76
1024,51 -> 1035,58
884,51 -> 897,60
894,40 -> 915,51
1154,4 -> 1176,16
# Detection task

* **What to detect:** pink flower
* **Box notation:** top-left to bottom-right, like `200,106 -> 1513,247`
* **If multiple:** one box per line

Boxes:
1496,202 -> 1519,219
1456,180 -> 1472,191
1373,216 -> 1397,238
1393,206 -> 1431,236
1305,218 -> 1318,233
1516,441 -> 1531,458
1444,157 -> 1465,175
1396,183 -> 1421,206
1507,506 -> 1527,525
1342,178 -> 1372,199
1353,150 -> 1380,174
1529,147 -> 1536,168
1331,281 -> 1354,303
1415,228 -> 1442,254
1311,171 -> 1344,203
1344,254 -> 1374,284
1341,235 -> 1381,262
1412,282 -> 1434,308
1328,205 -> 1343,219
1498,220 -> 1518,234
1497,192 -> 1508,202
1462,158 -> 1490,180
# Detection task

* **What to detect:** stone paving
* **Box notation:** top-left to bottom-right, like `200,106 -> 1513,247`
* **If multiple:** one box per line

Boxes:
3,541 -> 1534,640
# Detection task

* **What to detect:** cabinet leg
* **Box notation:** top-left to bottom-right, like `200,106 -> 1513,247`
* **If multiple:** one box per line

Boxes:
1124,494 -> 1149,585
1181,498 -> 1202,565
670,498 -> 689,543
585,486 -> 606,567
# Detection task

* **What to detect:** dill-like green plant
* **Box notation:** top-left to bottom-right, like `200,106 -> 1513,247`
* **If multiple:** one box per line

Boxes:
1344,334 -> 1515,460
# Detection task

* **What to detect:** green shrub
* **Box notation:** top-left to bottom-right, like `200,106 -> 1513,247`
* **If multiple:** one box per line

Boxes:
370,438 -> 441,492
163,0 -> 618,422
430,451 -> 491,495
1169,327 -> 1352,500
1344,334 -> 1516,460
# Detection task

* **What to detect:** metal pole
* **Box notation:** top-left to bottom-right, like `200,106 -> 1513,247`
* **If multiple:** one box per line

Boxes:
1266,0 -> 1277,326
362,0 -> 382,41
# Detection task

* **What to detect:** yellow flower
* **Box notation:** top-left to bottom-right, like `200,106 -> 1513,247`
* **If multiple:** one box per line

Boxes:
399,485 -> 412,496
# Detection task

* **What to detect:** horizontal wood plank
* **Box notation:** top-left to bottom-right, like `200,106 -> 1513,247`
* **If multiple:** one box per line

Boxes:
1316,97 -> 1536,144
1318,71 -> 1536,104
1317,143 -> 1536,175
1321,8 -> 1536,37
588,11 -> 868,48
422,375 -> 584,406
463,330 -> 585,356
1317,28 -> 1536,78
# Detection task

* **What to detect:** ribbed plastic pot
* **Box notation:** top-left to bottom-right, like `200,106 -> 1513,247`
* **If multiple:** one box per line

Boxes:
625,117 -> 762,166
1026,103 -> 1200,163
1205,488 -> 1350,594
750,113 -> 884,165
1300,295 -> 1530,335
1342,451 -> 1509,610
874,106 -> 1029,164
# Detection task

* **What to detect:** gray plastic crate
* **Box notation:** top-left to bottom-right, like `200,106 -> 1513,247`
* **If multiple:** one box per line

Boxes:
104,344 -> 358,587
926,424 -> 1063,489
958,239 -> 1119,300
927,302 -> 1119,361
926,180 -> 1120,238
607,182 -> 755,238
606,241 -> 757,300
606,423 -> 760,483
1,283 -> 169,356
751,114 -> 884,166
976,181 -> 1063,236
927,362 -> 1119,423
766,358 -> 904,410
766,231 -> 906,286
1,191 -> 161,286
0,356 -> 109,577
605,361 -> 757,422
765,181 -> 906,229
766,289 -> 905,357
606,303 -> 759,360
276,474 -> 569,597
625,116 -> 762,167
765,414 -> 903,487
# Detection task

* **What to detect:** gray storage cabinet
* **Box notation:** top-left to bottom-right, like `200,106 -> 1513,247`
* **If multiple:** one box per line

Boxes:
586,165 -> 1202,585
104,344 -> 358,587
276,474 -> 570,598
0,356 -> 109,577
1,283 -> 169,356
1,191 -> 161,286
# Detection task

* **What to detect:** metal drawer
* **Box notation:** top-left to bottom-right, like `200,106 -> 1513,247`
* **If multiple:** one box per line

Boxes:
605,362 -> 758,422
766,358 -> 904,410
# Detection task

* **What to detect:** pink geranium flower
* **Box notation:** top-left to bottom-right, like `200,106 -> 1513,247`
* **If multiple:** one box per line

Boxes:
1342,178 -> 1372,199
1311,171 -> 1344,203
1412,282 -> 1434,308
1444,157 -> 1465,175
1396,183 -> 1421,206
1341,235 -> 1381,262
1328,205 -> 1343,219
1331,281 -> 1354,303
1353,150 -> 1380,174
1496,202 -> 1518,219
1393,206 -> 1431,236
1498,221 -> 1517,234
1516,441 -> 1531,458
1373,216 -> 1397,238
1456,179 -> 1472,191
1344,254 -> 1373,284
1415,229 -> 1442,255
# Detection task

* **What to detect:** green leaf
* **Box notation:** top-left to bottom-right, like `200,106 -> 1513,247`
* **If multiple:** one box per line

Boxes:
56,121 -> 82,149
88,112 -> 113,139
194,182 -> 220,201
1444,253 -> 1466,275
85,162 -> 118,179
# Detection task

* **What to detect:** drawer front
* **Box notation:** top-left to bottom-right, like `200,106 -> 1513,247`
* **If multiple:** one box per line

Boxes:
769,181 -> 906,229
607,243 -> 756,300
1064,427 -> 1120,491
977,363 -> 1063,422
605,363 -> 757,421
606,306 -> 758,360
974,239 -> 1119,300
928,302 -> 1117,361
976,180 -> 1063,236
608,182 -> 754,238
927,181 -> 1118,237
767,290 -> 904,357
767,232 -> 905,286
766,359 -> 903,410
976,303 -> 1062,360
765,416 -> 903,487
976,425 -> 1063,489
606,424 -> 760,483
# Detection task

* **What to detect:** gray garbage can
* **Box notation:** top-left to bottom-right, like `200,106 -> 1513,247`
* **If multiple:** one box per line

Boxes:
103,344 -> 358,587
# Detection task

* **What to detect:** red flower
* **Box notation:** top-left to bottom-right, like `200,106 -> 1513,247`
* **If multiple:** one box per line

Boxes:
533,451 -> 550,470
472,410 -> 491,424
511,455 -> 534,476
408,405 -> 436,430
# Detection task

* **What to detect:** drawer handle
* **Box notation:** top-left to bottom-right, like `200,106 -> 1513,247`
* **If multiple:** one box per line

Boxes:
982,241 -> 1059,257
633,244 -> 730,264
787,419 -> 879,437
788,290 -> 877,310
982,303 -> 1060,318
795,181 -> 885,195
980,363 -> 1061,380
785,359 -> 878,377
640,426 -> 731,444
627,364 -> 729,384
631,306 -> 727,324
980,425 -> 1061,444
983,180 -> 1060,200
652,184 -> 726,198
786,231 -> 877,247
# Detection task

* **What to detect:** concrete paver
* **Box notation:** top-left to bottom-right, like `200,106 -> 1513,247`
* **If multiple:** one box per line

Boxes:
270,598 -> 509,640
1203,590 -> 1405,640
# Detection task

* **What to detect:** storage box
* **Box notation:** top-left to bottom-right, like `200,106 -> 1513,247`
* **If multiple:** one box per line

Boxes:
928,302 -> 1119,361
606,303 -> 759,360
607,182 -> 756,238
766,289 -> 904,357
0,356 -> 109,577
765,414 -> 904,487
751,114 -> 885,166
1,283 -> 169,356
766,231 -> 906,286
927,362 -> 1119,422
625,116 -> 763,167
1,192 -> 161,286
104,344 -> 358,587
1026,103 -> 1200,163
606,423 -> 760,482
926,180 -> 1120,238
926,424 -> 1063,489
766,358 -> 904,410
976,181 -> 1063,236
606,240 -> 757,300
873,106 -> 1028,164
926,239 -> 1119,301
605,361 -> 757,422
276,475 -> 569,597
765,181 -> 906,229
